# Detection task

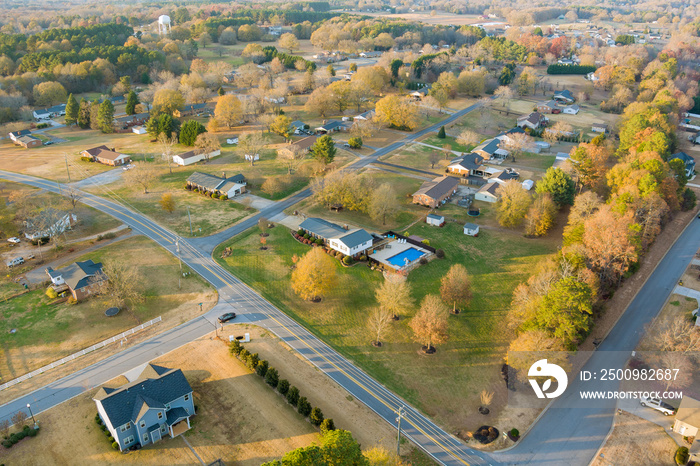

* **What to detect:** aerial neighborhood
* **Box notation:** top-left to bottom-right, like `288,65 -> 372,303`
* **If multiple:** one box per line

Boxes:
1,1 -> 700,465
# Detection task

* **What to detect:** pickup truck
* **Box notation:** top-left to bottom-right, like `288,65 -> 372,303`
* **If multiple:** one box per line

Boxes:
640,397 -> 676,416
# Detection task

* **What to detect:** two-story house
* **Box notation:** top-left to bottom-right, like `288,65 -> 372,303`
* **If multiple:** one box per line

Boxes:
328,229 -> 374,258
94,364 -> 195,451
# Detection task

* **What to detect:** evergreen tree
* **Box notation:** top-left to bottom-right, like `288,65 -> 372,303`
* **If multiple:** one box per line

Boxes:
217,86 -> 225,96
77,98 -> 90,129
89,100 -> 101,130
536,167 -> 576,207
437,126 -> 446,139
179,120 -> 206,146
125,91 -> 139,115
310,135 -> 336,164
97,100 -> 115,133
65,93 -> 79,126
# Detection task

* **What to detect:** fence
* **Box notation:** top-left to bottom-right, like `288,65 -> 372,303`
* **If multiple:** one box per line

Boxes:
0,316 -> 162,391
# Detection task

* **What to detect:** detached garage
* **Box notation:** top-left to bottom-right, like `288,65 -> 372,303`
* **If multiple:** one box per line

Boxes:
463,223 -> 480,236
173,149 -> 221,166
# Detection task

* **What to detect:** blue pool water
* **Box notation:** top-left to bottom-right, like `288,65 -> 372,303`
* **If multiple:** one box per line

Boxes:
386,247 -> 425,267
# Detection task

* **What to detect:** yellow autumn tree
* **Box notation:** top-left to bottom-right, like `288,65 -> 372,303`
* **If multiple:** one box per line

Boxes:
374,95 -> 420,131
409,295 -> 449,352
291,247 -> 337,301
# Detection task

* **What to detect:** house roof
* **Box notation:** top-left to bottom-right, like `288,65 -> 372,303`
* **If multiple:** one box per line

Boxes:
317,120 -> 347,131
17,135 -> 40,144
592,122 -> 608,129
449,153 -> 484,170
426,214 -> 444,220
671,151 -> 695,165
356,110 -> 375,119
83,145 -> 111,156
114,112 -> 149,123
478,181 -> 500,197
518,112 -> 544,125
676,397 -> 700,428
290,135 -> 318,151
497,127 -> 526,138
413,176 -> 460,200
166,407 -> 190,425
217,180 -> 244,193
186,172 -> 225,191
95,364 -> 192,429
299,217 -> 346,239
9,129 -> 30,138
60,259 -> 104,291
181,103 -> 207,112
464,222 -> 479,230
290,120 -> 306,129
554,89 -> 574,100
474,139 -> 500,155
540,100 -> 559,108
228,174 -> 246,183
92,148 -> 127,161
333,228 -> 373,249
176,150 -> 200,160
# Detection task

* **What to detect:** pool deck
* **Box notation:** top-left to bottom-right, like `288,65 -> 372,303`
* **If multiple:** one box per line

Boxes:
369,240 -> 431,270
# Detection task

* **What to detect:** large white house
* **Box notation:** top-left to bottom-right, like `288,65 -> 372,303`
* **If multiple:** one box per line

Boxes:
173,149 -> 221,166
328,229 -> 374,257
24,210 -> 77,240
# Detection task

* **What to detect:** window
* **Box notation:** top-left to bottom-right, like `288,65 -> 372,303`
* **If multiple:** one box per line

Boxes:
140,421 -> 146,428
184,394 -> 190,401
143,433 -> 148,442
165,403 -> 170,411
157,412 -> 163,420
124,436 -> 134,445
160,424 -> 167,434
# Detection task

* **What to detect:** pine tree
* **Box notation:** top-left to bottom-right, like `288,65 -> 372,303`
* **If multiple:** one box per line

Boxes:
97,100 -> 115,133
437,125 -> 446,139
217,86 -> 225,96
77,98 -> 90,129
65,94 -> 79,126
125,91 -> 139,115
310,135 -> 336,164
179,120 -> 206,146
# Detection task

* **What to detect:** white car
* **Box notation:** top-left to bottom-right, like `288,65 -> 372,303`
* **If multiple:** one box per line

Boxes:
7,237 -> 20,244
6,257 -> 24,268
122,164 -> 134,171
640,397 -> 676,416
227,138 -> 239,145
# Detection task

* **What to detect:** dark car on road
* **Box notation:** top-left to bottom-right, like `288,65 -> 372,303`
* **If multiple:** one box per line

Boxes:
218,312 -> 237,323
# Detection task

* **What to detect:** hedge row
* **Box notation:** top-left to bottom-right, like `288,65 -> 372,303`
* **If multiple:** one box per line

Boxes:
94,414 -> 119,450
2,425 -> 39,449
229,340 -> 335,432
546,64 -> 597,75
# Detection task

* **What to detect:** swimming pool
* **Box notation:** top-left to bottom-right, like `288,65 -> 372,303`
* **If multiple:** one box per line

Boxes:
386,247 -> 425,267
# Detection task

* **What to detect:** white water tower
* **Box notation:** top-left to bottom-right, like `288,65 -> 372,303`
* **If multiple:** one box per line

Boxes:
157,15 -> 172,35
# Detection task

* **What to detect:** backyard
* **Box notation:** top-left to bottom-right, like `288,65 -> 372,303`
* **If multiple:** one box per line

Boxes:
215,216 -> 558,432
0,236 -> 216,382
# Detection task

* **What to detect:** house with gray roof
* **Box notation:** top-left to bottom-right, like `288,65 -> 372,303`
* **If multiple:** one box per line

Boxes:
473,139 -> 509,160
45,259 -> 105,301
315,120 -> 350,134
670,151 -> 696,179
186,172 -> 246,198
299,218 -> 374,257
517,112 -> 547,130
299,217 -> 347,240
447,153 -> 485,176
554,89 -> 575,103
412,176 -> 460,208
94,364 -> 194,451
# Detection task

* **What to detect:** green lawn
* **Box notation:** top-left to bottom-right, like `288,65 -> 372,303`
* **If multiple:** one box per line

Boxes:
215,216 -> 558,431
421,135 -> 473,153
0,236 -> 214,378
512,152 -> 557,171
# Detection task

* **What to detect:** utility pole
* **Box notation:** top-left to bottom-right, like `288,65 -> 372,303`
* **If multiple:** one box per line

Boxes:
186,206 -> 193,236
175,238 -> 183,289
64,153 -> 71,182
396,406 -> 405,457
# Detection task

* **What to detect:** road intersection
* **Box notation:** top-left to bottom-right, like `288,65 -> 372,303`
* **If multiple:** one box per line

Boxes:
0,102 -> 697,464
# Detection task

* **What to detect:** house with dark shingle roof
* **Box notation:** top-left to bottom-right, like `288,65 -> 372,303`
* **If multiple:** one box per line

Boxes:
299,218 -> 374,257
472,139 -> 509,160
554,89 -> 575,103
412,176 -> 460,208
299,217 -> 347,240
186,172 -> 246,198
45,259 -> 104,301
15,135 -> 42,148
517,112 -> 547,130
537,100 -> 560,114
315,120 -> 350,134
474,181 -> 501,203
94,364 -> 194,451
9,129 -> 31,142
173,103 -> 208,117
81,145 -> 131,166
447,153 -> 485,176
670,151 -> 696,179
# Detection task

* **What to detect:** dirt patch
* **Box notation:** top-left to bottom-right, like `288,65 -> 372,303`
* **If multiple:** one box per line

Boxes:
590,411 -> 677,466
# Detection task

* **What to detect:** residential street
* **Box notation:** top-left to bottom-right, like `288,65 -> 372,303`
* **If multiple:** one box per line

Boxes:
0,99 -> 696,465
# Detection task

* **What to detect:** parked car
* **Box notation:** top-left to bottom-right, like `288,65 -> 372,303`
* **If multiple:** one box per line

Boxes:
25,254 -> 35,260
218,312 -> 237,323
6,257 -> 24,268
343,143 -> 351,148
43,141 -> 54,146
122,164 -> 134,171
640,397 -> 676,416
7,237 -> 20,243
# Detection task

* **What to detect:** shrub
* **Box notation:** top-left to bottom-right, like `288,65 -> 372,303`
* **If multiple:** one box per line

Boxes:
303,233 -> 310,240
676,446 -> 690,465
103,232 -> 116,240
310,407 -> 324,426
297,229 -> 305,236
255,359 -> 269,377
297,397 -> 312,417
343,256 -> 353,265
80,156 -> 93,162
437,126 -> 446,138
436,249 -> 445,258
95,414 -> 102,425
239,348 -> 251,362
112,441 -> 120,450
320,418 -> 336,434
46,287 -> 58,299
421,239 -> 430,246
265,367 -> 279,387
246,352 -> 260,370
315,238 -> 323,245
278,379 -> 290,395
510,428 -> 519,437
286,386 -> 300,406
221,194 -> 228,200
229,339 -> 243,356
348,136 -> 363,149
359,255 -> 367,261
27,427 -> 38,437
682,188 -> 697,211
419,257 -> 428,265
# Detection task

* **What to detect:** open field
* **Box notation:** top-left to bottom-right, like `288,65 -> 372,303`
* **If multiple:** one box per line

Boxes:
0,332 -> 431,465
0,236 -> 215,382
215,214 -> 558,433
590,411 -> 678,466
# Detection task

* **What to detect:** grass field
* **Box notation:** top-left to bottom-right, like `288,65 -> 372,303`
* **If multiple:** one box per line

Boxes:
0,236 -> 215,380
215,213 -> 558,432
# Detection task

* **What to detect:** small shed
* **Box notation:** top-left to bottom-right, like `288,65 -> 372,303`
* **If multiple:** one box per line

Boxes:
463,223 -> 480,237
426,214 -> 444,226
522,179 -> 534,190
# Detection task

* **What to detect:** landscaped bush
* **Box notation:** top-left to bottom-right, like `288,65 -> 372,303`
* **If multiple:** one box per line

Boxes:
220,194 -> 228,200
348,136 -> 363,149
278,379 -> 290,395
67,296 -> 77,305
510,428 -> 519,438
359,255 -> 367,261
229,339 -> 243,356
421,239 -> 430,246
265,367 -> 279,387
3,425 -> 38,449
320,418 -> 335,434
37,123 -> 49,129
303,234 -> 310,240
239,348 -> 251,362
46,287 -> 58,299
676,446 -> 690,465
297,229 -> 304,236
246,352 -> 260,370
310,407 -> 324,426
255,359 -> 269,377
80,156 -> 93,162
286,386 -> 300,406
436,249 -> 445,258
419,257 -> 428,265
112,441 -> 119,450
343,256 -> 353,265
297,396 -> 312,417
315,238 -> 323,245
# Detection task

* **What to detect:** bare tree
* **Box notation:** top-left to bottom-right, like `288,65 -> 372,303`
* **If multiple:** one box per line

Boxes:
457,129 -> 481,148
428,150 -> 440,169
367,307 -> 393,346
238,132 -> 266,167
158,132 -> 177,174
656,319 -> 700,354
375,273 -> 413,319
11,411 -> 27,428
91,260 -> 145,310
194,133 -> 221,162
351,119 -> 377,141
65,186 -> 83,209
501,132 -> 533,162
0,419 -> 9,437
123,161 -> 159,194
278,144 -> 306,175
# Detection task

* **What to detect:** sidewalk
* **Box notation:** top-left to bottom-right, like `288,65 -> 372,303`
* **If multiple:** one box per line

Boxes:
618,398 -> 685,446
